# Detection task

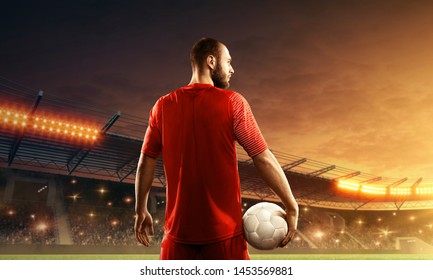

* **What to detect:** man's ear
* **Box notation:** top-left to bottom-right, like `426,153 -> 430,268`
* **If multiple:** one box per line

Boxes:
206,55 -> 216,70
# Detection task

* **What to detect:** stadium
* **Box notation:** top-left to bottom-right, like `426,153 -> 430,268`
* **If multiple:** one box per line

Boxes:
1,76 -> 433,260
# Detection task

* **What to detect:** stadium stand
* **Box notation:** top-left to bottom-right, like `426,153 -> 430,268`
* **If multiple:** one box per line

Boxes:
2,168 -> 433,254
2,77 -> 433,254
0,201 -> 56,245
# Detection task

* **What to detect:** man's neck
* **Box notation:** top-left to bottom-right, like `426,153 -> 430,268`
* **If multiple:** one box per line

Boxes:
189,72 -> 214,86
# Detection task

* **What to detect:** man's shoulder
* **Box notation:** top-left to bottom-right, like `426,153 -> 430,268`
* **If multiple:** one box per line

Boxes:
225,90 -> 247,103
203,87 -> 249,107
210,87 -> 244,99
155,87 -> 183,102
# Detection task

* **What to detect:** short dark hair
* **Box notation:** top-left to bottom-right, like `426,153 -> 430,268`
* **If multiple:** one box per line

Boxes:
190,37 -> 222,67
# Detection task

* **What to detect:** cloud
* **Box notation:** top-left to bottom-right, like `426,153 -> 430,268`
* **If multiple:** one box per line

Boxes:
4,0 -> 433,180
225,2 -> 433,179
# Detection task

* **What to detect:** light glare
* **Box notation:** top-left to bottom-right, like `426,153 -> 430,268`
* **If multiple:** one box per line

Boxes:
0,107 -> 100,143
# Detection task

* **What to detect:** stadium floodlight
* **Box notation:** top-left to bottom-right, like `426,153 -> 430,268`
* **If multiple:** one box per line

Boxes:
360,184 -> 386,195
416,186 -> 433,196
337,177 -> 428,198
338,180 -> 412,197
337,180 -> 360,192
390,187 -> 411,196
0,107 -> 100,142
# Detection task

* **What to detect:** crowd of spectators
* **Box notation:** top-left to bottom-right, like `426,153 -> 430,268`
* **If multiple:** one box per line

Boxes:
68,205 -> 136,246
289,207 -> 433,250
2,174 -> 433,251
62,176 -> 165,247
0,201 -> 56,245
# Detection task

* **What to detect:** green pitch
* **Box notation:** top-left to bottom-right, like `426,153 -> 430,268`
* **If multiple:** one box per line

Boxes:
1,254 -> 433,260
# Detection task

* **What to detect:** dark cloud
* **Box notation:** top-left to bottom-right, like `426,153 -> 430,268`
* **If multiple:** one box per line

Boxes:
3,1 -> 433,179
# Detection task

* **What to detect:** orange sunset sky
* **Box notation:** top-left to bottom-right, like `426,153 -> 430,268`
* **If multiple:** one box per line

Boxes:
2,1 -> 433,180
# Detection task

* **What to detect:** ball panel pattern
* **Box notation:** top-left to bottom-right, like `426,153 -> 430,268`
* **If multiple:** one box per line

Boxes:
242,202 -> 288,250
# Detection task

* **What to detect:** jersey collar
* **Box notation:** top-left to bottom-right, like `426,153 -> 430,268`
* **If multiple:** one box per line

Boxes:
185,83 -> 214,90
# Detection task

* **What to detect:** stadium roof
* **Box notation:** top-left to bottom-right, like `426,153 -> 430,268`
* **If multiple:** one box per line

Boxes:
2,76 -> 433,211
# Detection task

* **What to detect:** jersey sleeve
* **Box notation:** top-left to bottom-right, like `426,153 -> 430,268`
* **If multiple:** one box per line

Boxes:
141,98 -> 162,158
230,92 -> 268,157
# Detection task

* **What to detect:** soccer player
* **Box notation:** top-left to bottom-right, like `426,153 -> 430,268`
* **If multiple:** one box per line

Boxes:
135,37 -> 298,260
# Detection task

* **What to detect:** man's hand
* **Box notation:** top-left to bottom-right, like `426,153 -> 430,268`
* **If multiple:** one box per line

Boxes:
134,210 -> 154,246
280,207 -> 298,247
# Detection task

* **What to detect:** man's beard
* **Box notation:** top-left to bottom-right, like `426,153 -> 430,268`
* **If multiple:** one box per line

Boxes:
211,63 -> 230,89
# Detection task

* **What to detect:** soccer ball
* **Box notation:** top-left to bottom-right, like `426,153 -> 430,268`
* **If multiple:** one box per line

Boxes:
242,202 -> 288,250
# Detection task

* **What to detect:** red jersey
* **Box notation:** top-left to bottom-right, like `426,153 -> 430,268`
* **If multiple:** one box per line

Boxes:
142,83 -> 267,244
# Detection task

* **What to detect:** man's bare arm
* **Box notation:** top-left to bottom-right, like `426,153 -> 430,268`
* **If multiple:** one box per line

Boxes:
252,149 -> 299,246
134,153 -> 156,246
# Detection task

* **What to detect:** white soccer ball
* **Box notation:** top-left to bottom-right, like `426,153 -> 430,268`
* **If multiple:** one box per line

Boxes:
242,202 -> 288,250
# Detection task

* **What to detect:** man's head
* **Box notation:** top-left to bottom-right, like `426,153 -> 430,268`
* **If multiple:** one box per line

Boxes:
190,37 -> 234,89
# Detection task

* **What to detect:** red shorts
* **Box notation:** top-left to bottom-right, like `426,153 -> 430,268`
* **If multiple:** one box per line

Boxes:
160,234 -> 250,260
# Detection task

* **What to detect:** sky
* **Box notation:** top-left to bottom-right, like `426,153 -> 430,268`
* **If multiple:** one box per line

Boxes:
2,0 -> 433,180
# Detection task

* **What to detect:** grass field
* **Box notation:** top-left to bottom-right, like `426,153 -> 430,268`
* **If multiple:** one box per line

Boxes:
1,254 -> 433,260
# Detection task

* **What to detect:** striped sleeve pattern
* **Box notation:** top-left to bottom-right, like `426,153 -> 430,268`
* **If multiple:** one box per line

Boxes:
141,98 -> 162,158
230,92 -> 268,158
